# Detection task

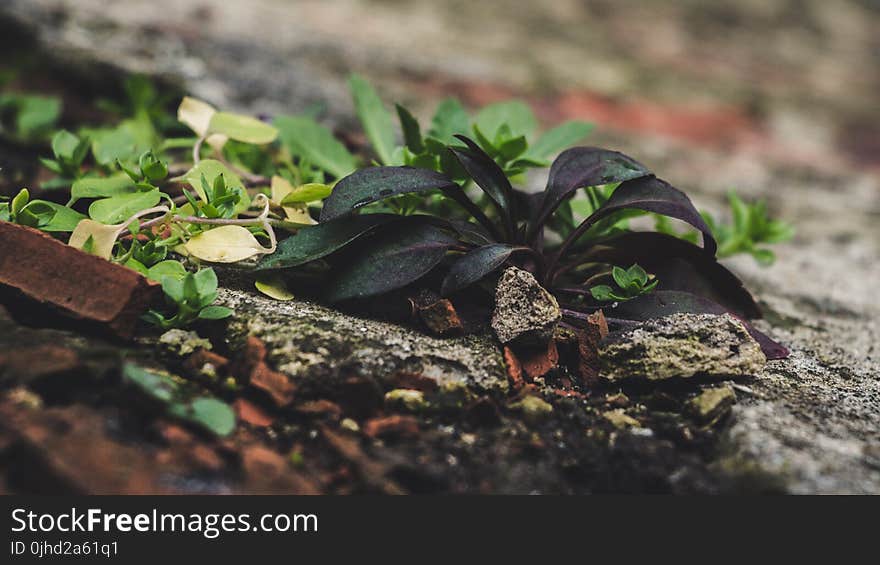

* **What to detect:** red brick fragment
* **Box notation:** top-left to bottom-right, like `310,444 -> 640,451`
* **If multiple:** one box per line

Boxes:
503,346 -> 524,391
234,398 -> 274,427
233,337 -> 296,407
362,414 -> 420,439
519,339 -> 559,380
294,399 -> 342,420
0,222 -> 160,338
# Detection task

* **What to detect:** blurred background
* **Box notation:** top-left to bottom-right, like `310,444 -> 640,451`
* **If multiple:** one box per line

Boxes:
2,0 -> 879,309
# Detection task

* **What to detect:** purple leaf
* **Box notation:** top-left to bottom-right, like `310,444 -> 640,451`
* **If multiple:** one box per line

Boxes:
441,243 -> 519,296
605,290 -> 789,359
581,176 -> 717,255
320,166 -> 456,222
580,232 -> 759,318
326,218 -> 458,302
533,147 -> 650,233
449,135 -> 516,236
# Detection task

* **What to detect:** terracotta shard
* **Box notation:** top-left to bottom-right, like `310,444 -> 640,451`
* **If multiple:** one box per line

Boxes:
410,290 -> 464,336
503,345 -> 525,390
0,222 -> 160,338
518,339 -> 560,380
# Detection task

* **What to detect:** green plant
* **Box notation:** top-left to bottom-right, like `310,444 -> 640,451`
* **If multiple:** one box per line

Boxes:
590,264 -> 658,302
142,266 -> 232,330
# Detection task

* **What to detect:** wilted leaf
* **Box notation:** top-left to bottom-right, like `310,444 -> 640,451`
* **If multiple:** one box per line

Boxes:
349,74 -> 396,165
208,111 -> 278,144
255,214 -> 395,270
320,166 -> 456,221
441,243 -> 519,296
88,189 -> 161,225
177,96 -> 228,150
270,176 -> 317,224
255,274 -> 295,300
68,219 -> 122,259
274,115 -> 357,179
326,219 -> 457,302
184,225 -> 266,263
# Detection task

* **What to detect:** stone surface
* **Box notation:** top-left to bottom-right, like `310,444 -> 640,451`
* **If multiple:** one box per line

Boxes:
599,313 -> 766,381
687,386 -> 736,423
491,267 -> 561,346
218,288 -> 508,396
2,0 -> 879,493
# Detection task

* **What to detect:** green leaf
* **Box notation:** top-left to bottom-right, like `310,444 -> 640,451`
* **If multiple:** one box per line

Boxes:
147,260 -> 187,282
612,266 -> 630,289
474,100 -> 536,140
449,135 -> 516,235
198,305 -> 233,320
395,104 -> 424,153
349,74 -> 396,165
122,363 -> 178,402
10,188 -> 29,217
428,98 -> 469,144
22,200 -> 86,232
255,214 -> 395,270
181,160 -> 243,201
274,115 -> 357,179
193,267 -> 219,298
52,130 -> 82,161
70,175 -> 136,204
590,285 -> 619,302
279,183 -> 333,204
208,112 -> 278,144
88,189 -> 161,224
320,166 -> 456,222
326,219 -> 457,302
187,397 -> 236,436
527,121 -> 593,159
16,96 -> 61,136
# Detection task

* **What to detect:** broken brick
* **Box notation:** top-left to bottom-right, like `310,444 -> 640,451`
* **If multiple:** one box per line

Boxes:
233,398 -> 274,427
518,339 -> 559,380
503,346 -> 525,391
577,310 -> 608,385
0,222 -> 160,338
294,399 -> 342,420
363,414 -> 420,439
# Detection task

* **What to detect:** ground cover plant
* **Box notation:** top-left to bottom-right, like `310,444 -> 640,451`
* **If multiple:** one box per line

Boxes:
0,74 -> 791,357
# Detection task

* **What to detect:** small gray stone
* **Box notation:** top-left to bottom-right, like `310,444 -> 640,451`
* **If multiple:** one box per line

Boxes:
491,267 -> 561,346
598,313 -> 766,381
158,329 -> 212,357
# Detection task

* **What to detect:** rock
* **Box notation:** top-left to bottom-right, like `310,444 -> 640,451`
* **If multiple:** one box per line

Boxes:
363,415 -> 420,439
491,267 -> 561,346
602,409 -> 641,429
576,311 -> 609,384
598,313 -> 766,381
158,329 -> 212,357
384,389 -> 428,412
218,288 -> 507,396
687,386 -> 736,423
509,395 -> 553,424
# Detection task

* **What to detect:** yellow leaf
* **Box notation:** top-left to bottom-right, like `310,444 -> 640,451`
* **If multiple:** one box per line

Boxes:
254,275 -> 295,301
184,225 -> 266,263
270,176 -> 316,224
177,96 -> 227,150
68,219 -> 122,259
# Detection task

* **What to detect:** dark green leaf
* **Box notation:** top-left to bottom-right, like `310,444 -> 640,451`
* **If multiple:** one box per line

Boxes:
320,166 -> 456,221
326,219 -> 457,302
395,104 -> 424,153
449,135 -> 516,235
441,243 -> 518,296
255,214 -> 396,270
